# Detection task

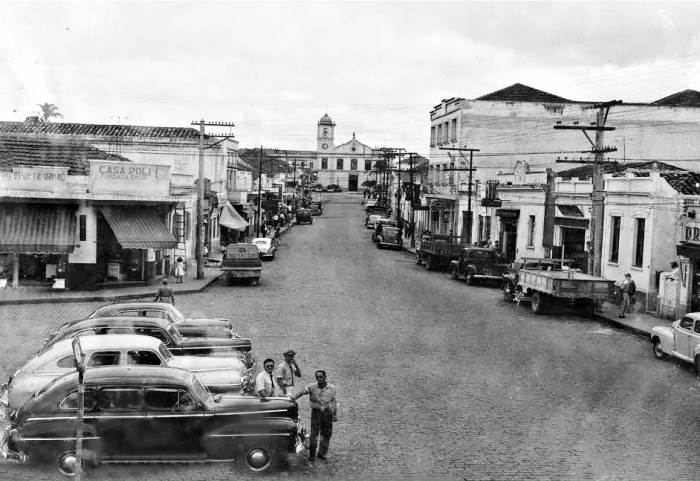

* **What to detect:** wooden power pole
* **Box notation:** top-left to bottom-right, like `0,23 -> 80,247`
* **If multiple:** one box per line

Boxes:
553,100 -> 621,276
191,120 -> 236,279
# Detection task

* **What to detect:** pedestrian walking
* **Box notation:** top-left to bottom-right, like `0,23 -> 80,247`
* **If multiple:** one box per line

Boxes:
618,273 -> 636,318
261,223 -> 268,238
174,257 -> 185,283
255,359 -> 283,399
154,279 -> 175,304
276,349 -> 301,396
291,370 -> 337,461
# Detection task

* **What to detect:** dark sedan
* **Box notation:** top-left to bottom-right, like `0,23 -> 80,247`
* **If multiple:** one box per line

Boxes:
45,316 -> 253,355
0,366 -> 300,475
85,302 -> 238,338
376,226 -> 403,250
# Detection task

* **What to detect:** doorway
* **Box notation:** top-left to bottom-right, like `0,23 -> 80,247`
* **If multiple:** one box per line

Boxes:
348,174 -> 358,192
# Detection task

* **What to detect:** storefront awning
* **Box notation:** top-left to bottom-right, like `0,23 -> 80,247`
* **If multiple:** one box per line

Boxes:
678,243 -> 700,258
100,206 -> 177,249
554,217 -> 589,229
0,204 -> 77,254
556,204 -> 584,217
219,202 -> 249,232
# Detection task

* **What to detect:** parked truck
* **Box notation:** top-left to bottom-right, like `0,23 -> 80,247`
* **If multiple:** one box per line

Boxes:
449,248 -> 508,285
220,243 -> 262,285
512,269 -> 614,316
415,234 -> 463,271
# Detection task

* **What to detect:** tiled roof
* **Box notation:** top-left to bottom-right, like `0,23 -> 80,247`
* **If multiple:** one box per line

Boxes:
651,89 -> 700,107
0,136 -> 130,175
556,161 -> 684,180
238,148 -> 292,176
0,119 -> 202,139
477,83 -> 574,103
660,172 -> 700,195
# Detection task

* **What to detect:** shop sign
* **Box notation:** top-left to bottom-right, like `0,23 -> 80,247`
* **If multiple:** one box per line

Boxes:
90,160 -> 170,196
684,223 -> 700,243
5,167 -> 70,192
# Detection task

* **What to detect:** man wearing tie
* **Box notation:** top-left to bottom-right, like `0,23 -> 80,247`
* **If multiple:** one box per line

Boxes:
256,359 -> 282,399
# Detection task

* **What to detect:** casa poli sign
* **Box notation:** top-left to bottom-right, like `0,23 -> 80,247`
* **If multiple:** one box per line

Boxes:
90,160 -> 170,196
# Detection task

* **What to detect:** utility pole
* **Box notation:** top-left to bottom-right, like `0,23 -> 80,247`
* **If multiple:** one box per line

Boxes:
554,100 -> 621,276
439,147 -> 479,244
191,120 -> 236,279
257,146 -> 263,238
408,153 -> 417,248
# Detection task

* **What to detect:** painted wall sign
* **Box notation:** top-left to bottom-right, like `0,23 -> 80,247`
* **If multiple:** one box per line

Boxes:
90,160 -> 170,196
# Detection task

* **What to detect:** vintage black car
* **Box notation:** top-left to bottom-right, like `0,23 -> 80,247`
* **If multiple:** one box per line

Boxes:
309,201 -> 323,216
0,366 -> 299,475
45,317 -> 253,355
295,208 -> 313,225
85,302 -> 237,338
376,226 -> 403,250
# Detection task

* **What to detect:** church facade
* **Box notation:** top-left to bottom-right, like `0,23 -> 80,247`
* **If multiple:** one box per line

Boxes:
315,113 -> 377,191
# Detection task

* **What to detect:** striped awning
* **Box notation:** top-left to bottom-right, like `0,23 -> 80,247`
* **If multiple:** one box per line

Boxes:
219,202 -> 249,232
0,204 -> 77,253
100,206 -> 177,249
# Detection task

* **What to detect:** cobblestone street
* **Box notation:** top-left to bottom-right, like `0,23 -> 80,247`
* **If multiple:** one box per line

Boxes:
2,193 -> 700,480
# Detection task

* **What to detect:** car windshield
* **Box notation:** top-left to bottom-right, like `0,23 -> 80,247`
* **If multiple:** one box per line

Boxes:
190,374 -> 214,406
254,239 -> 270,247
167,324 -> 183,342
159,343 -> 174,362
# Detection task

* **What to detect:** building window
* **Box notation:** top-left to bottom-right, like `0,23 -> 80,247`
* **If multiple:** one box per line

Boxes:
364,159 -> 372,170
300,161 -> 306,168
527,215 -> 535,246
321,158 -> 328,169
430,126 -> 436,146
477,215 -> 484,243
437,125 -> 442,144
309,162 -> 314,170
350,158 -> 357,170
609,216 -> 621,263
633,218 -> 645,267
485,215 -> 491,242
336,158 -> 344,170
451,119 -> 457,140
444,122 -> 449,142
79,215 -> 86,242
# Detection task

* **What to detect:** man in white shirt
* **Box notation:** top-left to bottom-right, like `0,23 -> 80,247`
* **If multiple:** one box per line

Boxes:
255,358 -> 282,399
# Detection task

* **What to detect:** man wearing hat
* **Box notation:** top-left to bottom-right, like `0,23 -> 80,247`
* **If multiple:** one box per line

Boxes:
276,349 -> 302,396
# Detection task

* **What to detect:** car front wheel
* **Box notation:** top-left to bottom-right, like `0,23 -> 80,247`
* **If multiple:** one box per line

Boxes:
465,270 -> 475,285
451,267 -> 458,280
531,292 -> 545,314
652,339 -> 666,360
503,282 -> 514,302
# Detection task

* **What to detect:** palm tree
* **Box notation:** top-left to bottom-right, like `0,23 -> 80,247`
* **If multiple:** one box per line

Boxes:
37,103 -> 63,123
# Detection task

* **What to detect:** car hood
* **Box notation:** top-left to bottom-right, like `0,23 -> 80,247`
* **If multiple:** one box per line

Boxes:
211,395 -> 296,414
178,336 -> 252,349
651,325 -> 674,337
168,355 -> 244,373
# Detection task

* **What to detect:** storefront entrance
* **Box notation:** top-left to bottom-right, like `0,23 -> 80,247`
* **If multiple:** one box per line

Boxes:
497,209 -> 519,262
348,174 -> 358,192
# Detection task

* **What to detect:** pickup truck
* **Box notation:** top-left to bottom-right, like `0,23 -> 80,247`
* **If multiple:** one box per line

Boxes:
221,243 -> 262,285
449,248 -> 508,285
415,235 -> 463,271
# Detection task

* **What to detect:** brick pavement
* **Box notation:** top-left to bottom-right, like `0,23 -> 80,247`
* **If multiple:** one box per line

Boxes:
1,195 -> 700,480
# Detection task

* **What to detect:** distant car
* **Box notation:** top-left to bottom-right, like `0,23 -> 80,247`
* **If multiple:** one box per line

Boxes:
0,366 -> 300,475
376,226 -> 403,250
372,218 -> 400,242
327,184 -> 342,192
85,302 -> 237,338
252,237 -> 276,260
5,335 -> 249,409
296,208 -> 313,224
44,316 -> 253,355
651,313 -> 700,373
310,183 -> 323,192
310,201 -> 323,216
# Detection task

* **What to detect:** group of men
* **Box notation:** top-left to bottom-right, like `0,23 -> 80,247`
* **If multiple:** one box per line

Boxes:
256,350 -> 338,462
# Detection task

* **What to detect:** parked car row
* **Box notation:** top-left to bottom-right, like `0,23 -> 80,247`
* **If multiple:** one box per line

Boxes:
0,302 -> 303,475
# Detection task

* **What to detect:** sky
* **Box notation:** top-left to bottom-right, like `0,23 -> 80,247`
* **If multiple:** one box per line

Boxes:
1,1 -> 700,156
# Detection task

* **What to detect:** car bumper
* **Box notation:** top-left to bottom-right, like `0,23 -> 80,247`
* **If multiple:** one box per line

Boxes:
0,385 -> 24,464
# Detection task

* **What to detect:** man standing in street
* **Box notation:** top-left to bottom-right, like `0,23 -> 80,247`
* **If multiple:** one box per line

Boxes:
291,370 -> 337,461
618,273 -> 636,319
276,349 -> 301,396
154,279 -> 175,304
255,359 -> 282,399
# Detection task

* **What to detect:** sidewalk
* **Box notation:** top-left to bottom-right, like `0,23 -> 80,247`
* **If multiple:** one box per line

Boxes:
0,223 -> 295,307
401,244 -> 669,337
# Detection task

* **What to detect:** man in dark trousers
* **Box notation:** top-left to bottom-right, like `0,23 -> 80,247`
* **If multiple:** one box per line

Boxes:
154,279 -> 175,304
291,370 -> 337,461
618,273 -> 636,318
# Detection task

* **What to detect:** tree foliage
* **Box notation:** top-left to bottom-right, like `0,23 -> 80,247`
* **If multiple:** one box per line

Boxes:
37,103 -> 63,123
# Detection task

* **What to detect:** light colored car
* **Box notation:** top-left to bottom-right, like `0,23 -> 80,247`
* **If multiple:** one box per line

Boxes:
651,312 -> 700,372
252,237 -> 276,260
5,334 -> 249,409
366,214 -> 388,230
84,302 -> 238,338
